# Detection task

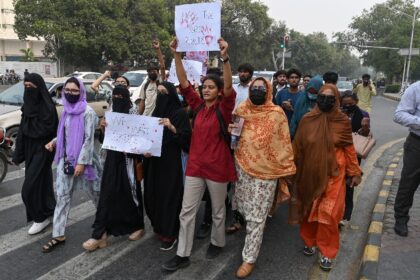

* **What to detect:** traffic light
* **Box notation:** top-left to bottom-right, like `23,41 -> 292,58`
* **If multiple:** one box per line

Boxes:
284,35 -> 289,48
280,36 -> 284,48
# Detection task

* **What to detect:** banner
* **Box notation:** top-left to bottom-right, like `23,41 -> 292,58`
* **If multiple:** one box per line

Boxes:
175,2 -> 221,52
168,59 -> 203,85
102,112 -> 163,157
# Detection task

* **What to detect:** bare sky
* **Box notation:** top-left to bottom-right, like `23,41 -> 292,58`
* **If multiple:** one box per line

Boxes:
261,0 -> 420,40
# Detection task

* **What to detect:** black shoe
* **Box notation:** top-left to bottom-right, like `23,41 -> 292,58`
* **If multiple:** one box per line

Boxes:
162,255 -> 190,272
303,246 -> 316,256
319,256 -> 333,271
206,243 -> 222,259
394,219 -> 408,237
196,223 -> 211,239
160,239 -> 177,251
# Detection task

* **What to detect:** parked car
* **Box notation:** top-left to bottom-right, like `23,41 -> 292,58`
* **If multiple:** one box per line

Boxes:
232,75 -> 240,84
0,78 -> 112,148
66,71 -> 103,80
123,70 -> 148,104
337,81 -> 354,95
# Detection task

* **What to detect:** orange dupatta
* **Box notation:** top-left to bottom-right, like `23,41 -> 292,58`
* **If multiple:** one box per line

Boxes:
234,78 -> 296,180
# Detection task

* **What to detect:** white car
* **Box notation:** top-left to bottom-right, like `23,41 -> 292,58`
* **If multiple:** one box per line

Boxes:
66,71 -> 103,80
253,71 -> 275,83
123,70 -> 149,104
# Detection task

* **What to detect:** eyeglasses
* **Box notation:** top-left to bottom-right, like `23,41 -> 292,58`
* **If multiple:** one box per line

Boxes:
64,88 -> 80,94
250,86 -> 266,91
113,81 -> 127,86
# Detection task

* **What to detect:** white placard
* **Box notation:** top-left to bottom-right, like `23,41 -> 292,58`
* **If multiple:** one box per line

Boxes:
102,112 -> 164,157
168,59 -> 203,85
186,51 -> 208,76
175,2 -> 221,52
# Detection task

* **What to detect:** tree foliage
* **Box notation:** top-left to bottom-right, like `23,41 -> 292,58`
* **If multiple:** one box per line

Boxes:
14,0 -> 360,76
344,0 -> 420,81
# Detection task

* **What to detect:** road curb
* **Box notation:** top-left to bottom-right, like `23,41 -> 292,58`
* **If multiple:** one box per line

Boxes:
382,93 -> 401,102
358,149 -> 403,280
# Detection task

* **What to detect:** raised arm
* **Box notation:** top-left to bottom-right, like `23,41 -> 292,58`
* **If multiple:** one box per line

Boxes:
153,40 -> 166,81
169,38 -> 189,89
218,38 -> 233,97
91,70 -> 111,92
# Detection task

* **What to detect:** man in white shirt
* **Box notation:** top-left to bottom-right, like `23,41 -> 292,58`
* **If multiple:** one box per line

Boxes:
233,63 -> 254,109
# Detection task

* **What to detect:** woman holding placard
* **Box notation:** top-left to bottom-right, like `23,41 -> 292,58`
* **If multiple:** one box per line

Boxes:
162,38 -> 237,271
143,81 -> 191,251
82,86 -> 145,252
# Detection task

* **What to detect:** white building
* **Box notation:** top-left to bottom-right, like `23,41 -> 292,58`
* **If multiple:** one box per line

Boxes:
0,0 -> 46,61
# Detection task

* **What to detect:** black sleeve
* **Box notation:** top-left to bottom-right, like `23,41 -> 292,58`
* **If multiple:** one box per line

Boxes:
12,123 -> 25,164
171,109 -> 192,153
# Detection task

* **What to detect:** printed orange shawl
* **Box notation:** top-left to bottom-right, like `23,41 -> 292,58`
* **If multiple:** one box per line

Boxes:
234,78 -> 296,180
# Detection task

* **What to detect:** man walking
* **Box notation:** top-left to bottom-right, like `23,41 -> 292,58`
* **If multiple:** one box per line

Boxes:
393,81 -> 420,236
354,74 -> 376,113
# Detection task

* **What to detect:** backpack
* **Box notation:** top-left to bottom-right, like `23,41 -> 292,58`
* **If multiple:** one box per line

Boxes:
191,103 -> 230,146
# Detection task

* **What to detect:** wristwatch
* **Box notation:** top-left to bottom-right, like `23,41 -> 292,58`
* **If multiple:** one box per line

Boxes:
219,56 -> 229,63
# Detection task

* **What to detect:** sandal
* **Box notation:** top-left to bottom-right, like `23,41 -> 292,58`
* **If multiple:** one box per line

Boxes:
42,238 -> 66,253
226,222 -> 242,234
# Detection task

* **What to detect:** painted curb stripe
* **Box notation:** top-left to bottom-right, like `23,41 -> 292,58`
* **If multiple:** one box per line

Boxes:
360,156 -> 400,280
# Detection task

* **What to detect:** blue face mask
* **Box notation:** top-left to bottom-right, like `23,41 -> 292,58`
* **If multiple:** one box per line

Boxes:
307,92 -> 318,100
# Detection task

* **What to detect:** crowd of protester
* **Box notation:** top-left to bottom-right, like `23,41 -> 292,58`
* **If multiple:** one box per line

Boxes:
14,37 -> 384,278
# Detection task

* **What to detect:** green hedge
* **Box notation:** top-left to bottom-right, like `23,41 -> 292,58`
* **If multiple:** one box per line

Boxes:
385,84 -> 401,93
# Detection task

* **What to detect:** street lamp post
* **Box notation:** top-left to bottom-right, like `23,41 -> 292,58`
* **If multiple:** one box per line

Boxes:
405,8 -> 418,87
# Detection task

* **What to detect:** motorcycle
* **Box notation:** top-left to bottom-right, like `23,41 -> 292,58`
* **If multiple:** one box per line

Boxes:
0,127 -> 14,183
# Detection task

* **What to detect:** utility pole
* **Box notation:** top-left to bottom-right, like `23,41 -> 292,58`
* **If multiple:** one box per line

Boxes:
405,8 -> 418,86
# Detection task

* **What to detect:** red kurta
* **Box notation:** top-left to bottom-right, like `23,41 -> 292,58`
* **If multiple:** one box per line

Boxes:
180,85 -> 237,183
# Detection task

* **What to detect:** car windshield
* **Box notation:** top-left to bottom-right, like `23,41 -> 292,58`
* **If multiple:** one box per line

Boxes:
0,81 -> 59,106
337,81 -> 353,90
123,72 -> 147,87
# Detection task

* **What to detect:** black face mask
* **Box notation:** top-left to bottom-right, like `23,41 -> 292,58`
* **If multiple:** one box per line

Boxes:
317,94 -> 335,112
112,97 -> 131,113
23,87 -> 41,106
148,72 -> 158,81
64,93 -> 80,104
341,104 -> 357,113
249,89 -> 266,105
239,75 -> 251,83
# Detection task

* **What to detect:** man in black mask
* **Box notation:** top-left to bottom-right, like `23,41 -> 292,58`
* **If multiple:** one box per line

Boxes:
139,64 -> 162,116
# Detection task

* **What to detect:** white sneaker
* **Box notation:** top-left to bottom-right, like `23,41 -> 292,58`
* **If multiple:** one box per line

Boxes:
28,219 -> 50,235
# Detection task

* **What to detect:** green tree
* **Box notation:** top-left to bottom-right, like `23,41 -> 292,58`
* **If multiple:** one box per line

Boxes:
14,0 -> 173,70
346,0 -> 420,82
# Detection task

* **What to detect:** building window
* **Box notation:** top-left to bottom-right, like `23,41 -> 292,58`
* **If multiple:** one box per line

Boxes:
2,24 -> 14,29
1,9 -> 14,14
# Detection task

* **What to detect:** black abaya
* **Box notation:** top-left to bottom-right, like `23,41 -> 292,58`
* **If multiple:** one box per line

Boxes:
13,73 -> 58,223
143,82 -> 192,239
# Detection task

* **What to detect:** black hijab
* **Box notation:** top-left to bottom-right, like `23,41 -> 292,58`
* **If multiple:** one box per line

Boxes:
152,81 -> 182,119
21,73 -> 58,138
112,86 -> 132,114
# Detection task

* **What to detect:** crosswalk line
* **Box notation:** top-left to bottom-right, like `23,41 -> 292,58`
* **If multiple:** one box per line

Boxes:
3,168 -> 25,183
0,193 -> 21,211
0,200 -> 96,257
36,221 -> 153,280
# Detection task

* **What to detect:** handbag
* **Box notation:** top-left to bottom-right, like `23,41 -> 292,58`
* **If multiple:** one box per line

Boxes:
352,131 -> 376,159
63,126 -> 75,175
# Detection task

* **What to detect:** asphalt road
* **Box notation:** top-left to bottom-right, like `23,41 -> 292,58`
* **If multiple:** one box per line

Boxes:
0,95 -> 410,280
